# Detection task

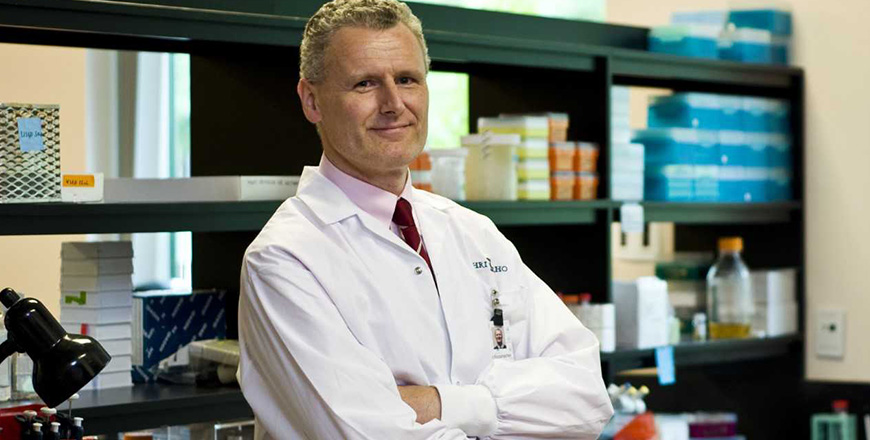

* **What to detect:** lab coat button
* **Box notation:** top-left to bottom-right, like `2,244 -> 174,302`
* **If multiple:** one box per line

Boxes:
414,266 -> 423,275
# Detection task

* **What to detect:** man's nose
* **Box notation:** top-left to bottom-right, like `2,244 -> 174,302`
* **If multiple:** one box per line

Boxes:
378,81 -> 406,115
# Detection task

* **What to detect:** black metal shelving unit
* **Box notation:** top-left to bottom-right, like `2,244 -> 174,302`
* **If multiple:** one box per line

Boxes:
0,1 -> 806,438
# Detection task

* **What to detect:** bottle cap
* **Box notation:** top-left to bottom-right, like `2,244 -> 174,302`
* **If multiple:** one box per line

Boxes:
51,422 -> 60,432
561,294 -> 580,304
32,422 -> 42,429
73,417 -> 83,427
718,237 -> 743,252
579,293 -> 593,304
833,399 -> 849,412
41,407 -> 57,415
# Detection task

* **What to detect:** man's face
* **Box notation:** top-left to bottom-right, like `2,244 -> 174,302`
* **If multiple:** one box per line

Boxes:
495,329 -> 503,345
300,24 -> 429,181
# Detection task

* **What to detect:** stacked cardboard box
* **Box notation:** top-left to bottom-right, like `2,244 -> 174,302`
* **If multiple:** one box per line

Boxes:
60,241 -> 134,390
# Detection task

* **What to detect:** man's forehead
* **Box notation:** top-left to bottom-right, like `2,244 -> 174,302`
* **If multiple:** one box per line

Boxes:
323,24 -> 426,76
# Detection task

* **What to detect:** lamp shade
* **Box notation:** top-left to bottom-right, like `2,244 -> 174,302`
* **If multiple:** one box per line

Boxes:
1,288 -> 111,408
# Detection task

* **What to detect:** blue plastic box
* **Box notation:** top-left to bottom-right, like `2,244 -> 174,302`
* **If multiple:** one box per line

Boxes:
728,8 -> 792,35
741,97 -> 769,132
649,25 -> 720,59
633,128 -> 719,166
719,166 -> 768,202
771,37 -> 790,65
645,164 -> 694,201
718,28 -> 773,64
719,96 -> 743,130
694,165 -> 720,201
648,93 -> 722,129
767,167 -> 793,201
743,133 -> 769,167
767,100 -> 791,133
765,134 -> 792,168
719,130 -> 748,166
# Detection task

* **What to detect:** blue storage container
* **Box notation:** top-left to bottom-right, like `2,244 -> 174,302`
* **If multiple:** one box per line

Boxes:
718,130 -> 749,166
767,99 -> 791,133
649,25 -> 720,59
633,128 -> 719,166
645,164 -> 694,202
728,8 -> 792,35
648,93 -> 722,129
671,10 -> 728,27
743,133 -> 769,167
694,165 -> 720,201
741,97 -> 769,132
718,28 -> 773,64
719,96 -> 743,130
767,167 -> 793,201
771,36 -> 790,65
719,166 -> 768,202
765,133 -> 792,168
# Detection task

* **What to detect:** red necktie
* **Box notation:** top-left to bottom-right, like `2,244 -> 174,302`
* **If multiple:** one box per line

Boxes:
392,198 -> 435,279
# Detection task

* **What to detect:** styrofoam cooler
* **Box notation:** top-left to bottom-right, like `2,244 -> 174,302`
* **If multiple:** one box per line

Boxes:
63,322 -> 132,340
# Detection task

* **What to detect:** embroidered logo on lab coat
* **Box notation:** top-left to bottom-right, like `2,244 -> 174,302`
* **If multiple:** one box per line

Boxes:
472,257 -> 509,273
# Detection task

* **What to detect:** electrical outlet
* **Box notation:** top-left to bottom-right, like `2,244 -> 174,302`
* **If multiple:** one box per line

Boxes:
816,309 -> 846,359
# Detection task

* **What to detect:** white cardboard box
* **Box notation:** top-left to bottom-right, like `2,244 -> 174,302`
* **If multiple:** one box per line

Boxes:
63,322 -> 132,340
61,258 -> 133,276
99,338 -> 132,356
613,277 -> 670,349
60,274 -> 133,292
751,269 -> 797,304
103,354 -> 132,373
61,241 -> 133,260
104,176 -> 300,203
80,370 -> 132,390
753,302 -> 798,337
60,306 -> 132,324
61,290 -> 133,308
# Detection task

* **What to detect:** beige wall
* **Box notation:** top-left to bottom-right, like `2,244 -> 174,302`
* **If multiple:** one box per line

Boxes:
608,0 -> 870,383
1,43 -> 87,317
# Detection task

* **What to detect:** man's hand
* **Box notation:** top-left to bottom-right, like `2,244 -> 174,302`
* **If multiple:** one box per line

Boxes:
398,385 -> 442,424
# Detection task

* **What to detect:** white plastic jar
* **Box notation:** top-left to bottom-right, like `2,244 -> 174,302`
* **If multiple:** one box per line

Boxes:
428,148 -> 468,201
462,133 -> 520,201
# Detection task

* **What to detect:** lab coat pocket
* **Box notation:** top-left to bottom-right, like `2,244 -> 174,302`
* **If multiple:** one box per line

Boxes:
490,285 -> 530,325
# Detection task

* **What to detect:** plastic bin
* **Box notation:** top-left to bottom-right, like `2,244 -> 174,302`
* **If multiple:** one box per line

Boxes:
719,166 -> 768,202
694,165 -> 720,201
671,10 -> 728,27
767,167 -> 792,201
728,7 -> 792,35
645,164 -> 694,202
518,179 -> 550,200
718,28 -> 773,64
719,96 -> 743,130
462,134 -> 520,201
576,142 -> 599,172
743,132 -> 771,167
632,128 -> 719,166
549,142 -> 576,172
517,138 -> 549,160
741,97 -> 769,132
649,25 -> 721,59
767,99 -> 791,133
771,36 -> 790,65
517,158 -> 549,180
429,148 -> 468,201
648,93 -> 722,129
478,116 -> 549,140
551,172 -> 574,200
575,172 -> 599,200
765,133 -> 792,168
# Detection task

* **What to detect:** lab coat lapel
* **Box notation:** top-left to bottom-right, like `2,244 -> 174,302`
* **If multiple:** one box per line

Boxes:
295,166 -> 423,258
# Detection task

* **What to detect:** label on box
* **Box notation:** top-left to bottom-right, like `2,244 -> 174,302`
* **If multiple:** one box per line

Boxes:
655,346 -> 676,386
61,173 -> 104,203
620,203 -> 645,234
17,117 -> 45,152
63,175 -> 96,187
64,291 -> 87,305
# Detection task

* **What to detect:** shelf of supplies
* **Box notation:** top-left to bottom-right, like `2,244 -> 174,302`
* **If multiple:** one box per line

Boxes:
0,384 -> 253,435
0,201 -> 282,235
460,200 -> 612,226
613,201 -> 802,224
610,49 -> 802,92
600,334 -> 802,371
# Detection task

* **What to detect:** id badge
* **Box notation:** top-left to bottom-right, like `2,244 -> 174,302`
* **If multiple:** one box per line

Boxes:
490,321 -> 514,360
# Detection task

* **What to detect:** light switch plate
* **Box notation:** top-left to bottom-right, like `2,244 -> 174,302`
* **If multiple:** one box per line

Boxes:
816,309 -> 846,359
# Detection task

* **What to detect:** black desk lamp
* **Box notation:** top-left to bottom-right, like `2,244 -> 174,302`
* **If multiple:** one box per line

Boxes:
0,288 -> 111,408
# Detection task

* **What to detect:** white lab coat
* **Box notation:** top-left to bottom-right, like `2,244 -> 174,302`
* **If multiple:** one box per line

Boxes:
238,166 -> 613,439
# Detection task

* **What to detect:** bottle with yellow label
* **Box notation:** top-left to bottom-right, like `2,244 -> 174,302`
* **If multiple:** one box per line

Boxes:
706,237 -> 754,339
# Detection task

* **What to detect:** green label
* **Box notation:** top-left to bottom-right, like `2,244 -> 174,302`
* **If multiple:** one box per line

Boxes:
64,291 -> 87,305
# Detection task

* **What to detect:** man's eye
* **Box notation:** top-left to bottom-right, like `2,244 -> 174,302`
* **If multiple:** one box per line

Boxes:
355,80 -> 372,88
398,77 -> 416,85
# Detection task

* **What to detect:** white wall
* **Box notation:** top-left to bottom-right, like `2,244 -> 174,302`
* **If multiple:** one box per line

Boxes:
608,0 -> 870,383
0,43 -> 88,317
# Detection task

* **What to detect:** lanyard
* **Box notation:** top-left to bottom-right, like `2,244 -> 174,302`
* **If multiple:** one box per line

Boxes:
491,289 -> 504,327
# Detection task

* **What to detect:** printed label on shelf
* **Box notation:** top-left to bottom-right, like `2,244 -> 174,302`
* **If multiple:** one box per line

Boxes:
17,117 -> 45,152
63,175 -> 96,188
655,346 -> 676,386
620,203 -> 645,234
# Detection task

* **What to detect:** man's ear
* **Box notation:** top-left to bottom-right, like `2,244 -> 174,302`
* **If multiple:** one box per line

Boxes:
297,78 -> 322,124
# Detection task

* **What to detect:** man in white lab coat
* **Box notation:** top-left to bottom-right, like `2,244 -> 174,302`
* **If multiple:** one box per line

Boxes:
237,0 -> 614,438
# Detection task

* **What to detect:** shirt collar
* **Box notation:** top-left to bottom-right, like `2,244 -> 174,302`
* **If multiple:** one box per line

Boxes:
318,154 -> 414,229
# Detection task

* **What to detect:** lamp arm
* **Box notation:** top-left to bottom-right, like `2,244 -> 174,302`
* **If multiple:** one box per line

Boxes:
0,339 -> 21,363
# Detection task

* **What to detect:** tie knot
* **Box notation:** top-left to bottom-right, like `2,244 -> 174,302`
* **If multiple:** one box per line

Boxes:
392,198 -> 415,227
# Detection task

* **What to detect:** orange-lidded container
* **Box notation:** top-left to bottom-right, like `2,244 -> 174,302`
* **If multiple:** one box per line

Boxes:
574,172 -> 599,200
576,142 -> 599,173
551,172 -> 575,200
548,113 -> 570,143
549,141 -> 576,172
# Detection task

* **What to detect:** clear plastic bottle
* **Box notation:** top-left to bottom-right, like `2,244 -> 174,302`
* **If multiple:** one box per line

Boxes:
706,237 -> 753,339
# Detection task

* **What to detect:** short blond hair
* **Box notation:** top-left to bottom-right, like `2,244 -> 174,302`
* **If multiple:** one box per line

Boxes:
300,0 -> 431,83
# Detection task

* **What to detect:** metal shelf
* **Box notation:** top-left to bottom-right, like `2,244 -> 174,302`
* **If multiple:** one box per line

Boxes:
460,200 -> 612,225
614,201 -> 802,224
600,334 -> 802,372
0,201 -> 281,235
